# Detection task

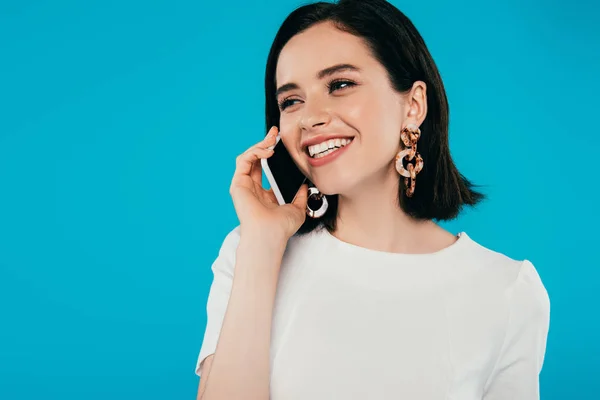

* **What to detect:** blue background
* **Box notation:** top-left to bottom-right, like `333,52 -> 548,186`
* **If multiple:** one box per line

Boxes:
1,0 -> 598,398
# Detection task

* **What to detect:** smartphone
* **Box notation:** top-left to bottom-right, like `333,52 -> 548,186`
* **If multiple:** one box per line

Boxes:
261,134 -> 307,205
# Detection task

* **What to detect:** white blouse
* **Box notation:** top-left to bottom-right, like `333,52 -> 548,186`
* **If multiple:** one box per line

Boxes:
195,226 -> 550,399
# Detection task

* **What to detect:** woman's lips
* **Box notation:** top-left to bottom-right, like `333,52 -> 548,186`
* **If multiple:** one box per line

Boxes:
305,139 -> 354,167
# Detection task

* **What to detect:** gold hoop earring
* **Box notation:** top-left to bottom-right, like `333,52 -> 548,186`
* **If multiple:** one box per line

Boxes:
394,123 -> 424,197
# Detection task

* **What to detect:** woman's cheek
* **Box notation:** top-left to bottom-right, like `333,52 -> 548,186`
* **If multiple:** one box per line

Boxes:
344,96 -> 373,123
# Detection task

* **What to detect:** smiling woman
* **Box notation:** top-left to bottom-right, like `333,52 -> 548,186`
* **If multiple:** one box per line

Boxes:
194,1 -> 550,399
268,19 -> 484,235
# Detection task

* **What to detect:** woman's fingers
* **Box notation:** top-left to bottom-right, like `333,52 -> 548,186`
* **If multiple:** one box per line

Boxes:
250,147 -> 274,186
234,146 -> 273,180
232,127 -> 279,184
262,126 -> 279,150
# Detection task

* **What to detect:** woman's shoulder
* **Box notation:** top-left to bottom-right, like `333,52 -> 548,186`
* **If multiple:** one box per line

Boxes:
460,233 -> 549,306
460,233 -> 531,269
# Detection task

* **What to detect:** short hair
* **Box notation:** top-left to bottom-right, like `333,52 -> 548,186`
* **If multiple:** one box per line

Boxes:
263,0 -> 485,236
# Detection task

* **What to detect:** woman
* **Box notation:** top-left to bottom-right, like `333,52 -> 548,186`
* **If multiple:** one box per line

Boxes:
195,0 -> 550,399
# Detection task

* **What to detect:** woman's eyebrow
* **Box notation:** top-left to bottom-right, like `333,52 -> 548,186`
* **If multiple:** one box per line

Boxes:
275,63 -> 361,98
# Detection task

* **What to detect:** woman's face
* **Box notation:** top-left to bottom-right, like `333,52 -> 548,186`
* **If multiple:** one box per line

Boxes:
275,21 -> 420,196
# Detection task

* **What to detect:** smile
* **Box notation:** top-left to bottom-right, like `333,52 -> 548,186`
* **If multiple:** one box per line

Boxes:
305,138 -> 354,167
307,137 -> 353,158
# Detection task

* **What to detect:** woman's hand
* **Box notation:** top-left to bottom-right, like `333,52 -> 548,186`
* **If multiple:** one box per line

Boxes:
229,126 -> 309,243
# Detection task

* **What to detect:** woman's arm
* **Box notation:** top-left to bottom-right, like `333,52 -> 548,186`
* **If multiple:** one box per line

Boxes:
482,260 -> 551,399
198,237 -> 286,400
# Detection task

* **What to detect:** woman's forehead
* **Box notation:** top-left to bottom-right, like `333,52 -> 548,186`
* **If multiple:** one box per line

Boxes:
275,27 -> 373,85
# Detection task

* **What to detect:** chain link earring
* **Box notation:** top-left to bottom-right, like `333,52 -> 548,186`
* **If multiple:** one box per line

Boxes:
395,123 -> 424,197
306,186 -> 328,218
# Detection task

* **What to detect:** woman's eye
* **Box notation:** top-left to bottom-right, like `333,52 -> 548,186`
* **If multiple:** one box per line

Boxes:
279,98 -> 299,110
278,80 -> 356,111
328,79 -> 356,92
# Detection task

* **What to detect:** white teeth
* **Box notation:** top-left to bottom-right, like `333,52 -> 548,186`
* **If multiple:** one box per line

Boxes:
308,138 -> 352,157
319,142 -> 328,153
314,148 -> 336,159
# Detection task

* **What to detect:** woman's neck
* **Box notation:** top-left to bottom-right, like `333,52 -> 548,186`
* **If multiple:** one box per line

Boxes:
332,174 -> 457,254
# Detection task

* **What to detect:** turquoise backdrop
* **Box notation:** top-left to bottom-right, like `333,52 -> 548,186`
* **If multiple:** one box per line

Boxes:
1,0 -> 598,398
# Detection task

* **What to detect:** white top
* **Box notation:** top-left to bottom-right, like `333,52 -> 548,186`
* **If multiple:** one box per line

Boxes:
195,226 -> 550,400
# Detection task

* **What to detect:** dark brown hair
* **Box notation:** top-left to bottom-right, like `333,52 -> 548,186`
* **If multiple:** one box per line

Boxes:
264,0 -> 485,236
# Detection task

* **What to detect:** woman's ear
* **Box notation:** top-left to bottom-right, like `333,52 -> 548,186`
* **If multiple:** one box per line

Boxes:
407,81 -> 427,126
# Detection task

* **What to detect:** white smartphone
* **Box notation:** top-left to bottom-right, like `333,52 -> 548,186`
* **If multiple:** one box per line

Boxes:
261,134 -> 307,205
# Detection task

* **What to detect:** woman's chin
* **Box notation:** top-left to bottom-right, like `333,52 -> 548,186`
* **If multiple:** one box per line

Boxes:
311,181 -> 350,197
309,171 -> 359,196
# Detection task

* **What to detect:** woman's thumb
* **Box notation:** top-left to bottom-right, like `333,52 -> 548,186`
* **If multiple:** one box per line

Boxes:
292,183 -> 309,209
